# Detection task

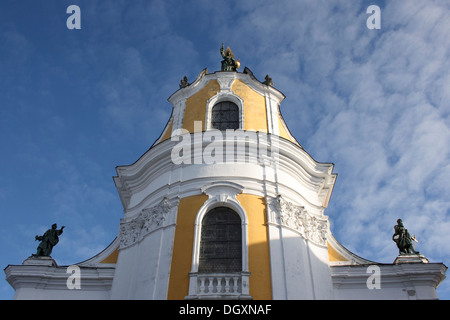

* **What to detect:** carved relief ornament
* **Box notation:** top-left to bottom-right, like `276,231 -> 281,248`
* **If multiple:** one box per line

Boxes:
118,197 -> 171,249
270,195 -> 329,246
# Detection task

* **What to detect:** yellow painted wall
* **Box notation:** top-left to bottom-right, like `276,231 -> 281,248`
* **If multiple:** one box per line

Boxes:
278,115 -> 301,146
236,193 -> 272,300
182,78 -> 269,134
162,78 -> 300,147
167,194 -> 209,300
327,242 -> 349,262
159,118 -> 173,143
167,193 -> 272,300
231,79 -> 268,132
99,246 -> 119,264
183,80 -> 220,133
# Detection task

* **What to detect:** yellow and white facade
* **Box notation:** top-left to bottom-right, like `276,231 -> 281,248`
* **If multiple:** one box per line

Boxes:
106,67 -> 338,299
5,67 -> 446,300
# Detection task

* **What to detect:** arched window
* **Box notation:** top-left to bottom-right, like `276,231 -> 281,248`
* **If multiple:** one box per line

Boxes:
211,101 -> 239,130
198,207 -> 242,273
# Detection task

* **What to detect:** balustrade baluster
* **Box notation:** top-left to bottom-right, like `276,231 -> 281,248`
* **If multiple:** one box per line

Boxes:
199,276 -> 206,294
232,276 -> 239,293
208,277 -> 214,293
191,273 -> 244,297
216,275 -> 223,293
224,276 -> 231,293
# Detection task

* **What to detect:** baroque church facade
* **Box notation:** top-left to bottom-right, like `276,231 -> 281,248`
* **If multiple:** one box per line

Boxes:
5,49 -> 447,299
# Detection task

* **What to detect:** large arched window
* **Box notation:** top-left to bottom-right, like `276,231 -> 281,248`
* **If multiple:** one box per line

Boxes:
211,101 -> 239,130
198,207 -> 242,273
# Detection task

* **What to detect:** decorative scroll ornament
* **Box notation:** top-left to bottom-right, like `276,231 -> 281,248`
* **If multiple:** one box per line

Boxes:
119,197 -> 171,249
271,195 -> 328,246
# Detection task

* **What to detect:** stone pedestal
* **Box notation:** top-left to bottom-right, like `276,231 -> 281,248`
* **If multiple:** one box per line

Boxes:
22,256 -> 57,267
394,254 -> 429,264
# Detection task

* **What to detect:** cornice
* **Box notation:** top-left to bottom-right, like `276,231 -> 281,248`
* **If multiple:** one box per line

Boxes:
4,264 -> 115,292
114,133 -> 336,211
168,68 -> 285,107
267,195 -> 329,247
331,262 -> 447,290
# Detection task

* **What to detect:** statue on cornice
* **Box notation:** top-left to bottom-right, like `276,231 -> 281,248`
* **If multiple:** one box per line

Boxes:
33,223 -> 65,257
392,219 -> 419,255
179,76 -> 189,89
263,74 -> 273,86
220,43 -> 240,71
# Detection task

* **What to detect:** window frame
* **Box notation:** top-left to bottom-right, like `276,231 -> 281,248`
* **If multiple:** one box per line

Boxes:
189,183 -> 249,274
210,101 -> 240,131
205,92 -> 244,131
198,206 -> 243,273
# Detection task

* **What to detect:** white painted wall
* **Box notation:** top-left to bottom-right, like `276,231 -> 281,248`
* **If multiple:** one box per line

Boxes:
110,224 -> 176,299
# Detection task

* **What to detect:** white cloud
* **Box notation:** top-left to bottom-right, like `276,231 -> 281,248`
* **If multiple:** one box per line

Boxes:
223,0 -> 450,266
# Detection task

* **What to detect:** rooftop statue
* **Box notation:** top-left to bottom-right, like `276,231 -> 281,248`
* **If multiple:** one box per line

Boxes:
179,76 -> 189,89
33,223 -> 65,257
220,43 -> 240,71
392,219 -> 419,255
263,74 -> 274,86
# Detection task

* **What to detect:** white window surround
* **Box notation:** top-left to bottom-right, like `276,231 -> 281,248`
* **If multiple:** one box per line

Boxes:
190,182 -> 249,274
205,92 -> 244,131
186,182 -> 251,299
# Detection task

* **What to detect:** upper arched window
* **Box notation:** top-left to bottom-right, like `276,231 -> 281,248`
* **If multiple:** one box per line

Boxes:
211,101 -> 239,130
198,206 -> 242,273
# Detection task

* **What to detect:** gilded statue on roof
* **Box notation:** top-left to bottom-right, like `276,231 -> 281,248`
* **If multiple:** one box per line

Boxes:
220,43 -> 240,71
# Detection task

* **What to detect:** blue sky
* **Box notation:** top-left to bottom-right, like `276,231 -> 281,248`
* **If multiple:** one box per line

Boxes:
1,0 -> 449,300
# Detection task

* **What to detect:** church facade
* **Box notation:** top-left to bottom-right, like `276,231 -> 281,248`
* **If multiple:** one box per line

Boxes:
5,55 -> 447,299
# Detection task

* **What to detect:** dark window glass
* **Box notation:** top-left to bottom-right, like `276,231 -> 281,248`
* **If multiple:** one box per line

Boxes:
198,207 -> 242,273
211,101 -> 239,130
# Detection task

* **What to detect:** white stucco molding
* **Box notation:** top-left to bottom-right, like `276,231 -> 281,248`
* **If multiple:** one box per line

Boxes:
267,195 -> 329,247
331,262 -> 447,300
117,196 -> 179,250
4,264 -> 115,298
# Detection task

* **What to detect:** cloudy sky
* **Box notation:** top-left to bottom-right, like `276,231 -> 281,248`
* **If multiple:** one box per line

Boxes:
1,0 -> 449,299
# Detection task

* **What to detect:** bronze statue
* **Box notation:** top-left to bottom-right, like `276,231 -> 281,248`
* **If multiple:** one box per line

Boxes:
263,74 -> 273,86
34,223 -> 65,257
392,219 -> 419,255
220,43 -> 240,71
179,76 -> 189,89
